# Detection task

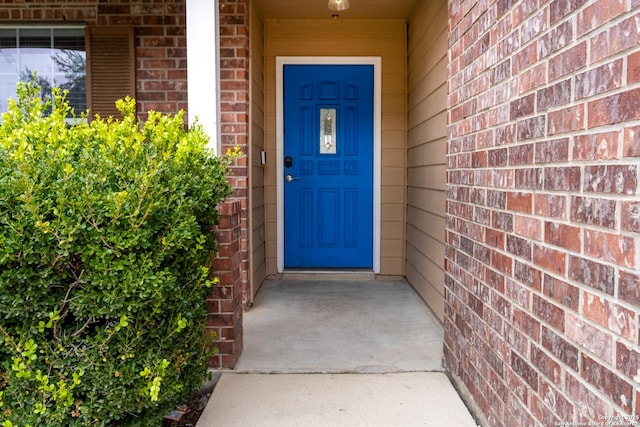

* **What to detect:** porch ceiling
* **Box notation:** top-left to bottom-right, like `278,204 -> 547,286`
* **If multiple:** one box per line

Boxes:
256,0 -> 417,19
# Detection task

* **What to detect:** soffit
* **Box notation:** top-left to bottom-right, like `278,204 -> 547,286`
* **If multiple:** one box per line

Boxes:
255,0 -> 417,19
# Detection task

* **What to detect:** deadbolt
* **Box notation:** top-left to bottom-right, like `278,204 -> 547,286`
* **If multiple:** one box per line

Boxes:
284,156 -> 293,168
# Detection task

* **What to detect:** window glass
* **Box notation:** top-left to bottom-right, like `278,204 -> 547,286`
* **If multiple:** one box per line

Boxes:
0,27 -> 86,114
319,108 -> 337,154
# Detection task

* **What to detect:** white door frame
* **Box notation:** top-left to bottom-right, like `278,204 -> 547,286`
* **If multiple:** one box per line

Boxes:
276,56 -> 382,273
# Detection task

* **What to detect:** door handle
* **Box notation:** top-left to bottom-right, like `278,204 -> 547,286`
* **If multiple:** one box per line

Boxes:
286,174 -> 299,183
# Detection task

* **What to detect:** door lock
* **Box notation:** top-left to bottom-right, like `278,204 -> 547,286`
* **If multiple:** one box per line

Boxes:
284,156 -> 293,168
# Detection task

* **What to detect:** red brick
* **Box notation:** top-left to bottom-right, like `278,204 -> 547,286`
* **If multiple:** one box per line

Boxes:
533,244 -> 566,276
508,143 -> 534,166
590,14 -> 640,63
492,211 -> 514,232
492,58 -> 512,84
518,63 -> 547,93
491,250 -> 513,275
566,372 -> 612,420
618,270 -> 640,309
588,88 -> 640,128
537,79 -> 571,111
624,125 -> 640,157
510,93 -> 535,119
565,312 -> 613,363
548,105 -> 585,135
570,195 -> 617,229
533,294 -> 565,332
515,167 -> 542,190
513,42 -> 538,74
544,274 -> 579,310
548,41 -> 587,80
517,115 -> 546,140
513,308 -> 540,341
98,4 -> 131,14
497,123 -> 517,144
514,215 -> 542,241
582,291 -> 636,340
544,221 -> 581,252
514,260 -> 542,291
541,326 -> 579,371
583,228 -> 635,268
575,59 -> 623,100
507,192 -> 533,214
535,138 -> 569,163
511,350 -> 539,391
629,51 -> 640,84
583,164 -> 637,195
507,235 -> 533,260
493,169 -> 514,188
544,166 -> 581,191
550,0 -> 589,24
531,345 -> 562,384
534,194 -> 567,219
616,341 -> 640,383
535,377 -> 574,422
581,354 -> 633,412
487,190 -> 507,209
568,255 -> 615,295
486,228 -> 505,250
207,313 -> 234,327
573,131 -> 620,160
577,0 -> 626,37
485,268 -> 504,293
505,399 -> 537,427
491,290 -> 511,319
539,20 -> 572,58
488,147 -> 508,167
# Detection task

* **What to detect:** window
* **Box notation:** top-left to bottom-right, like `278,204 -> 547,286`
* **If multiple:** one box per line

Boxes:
0,26 -> 134,119
0,27 -> 86,114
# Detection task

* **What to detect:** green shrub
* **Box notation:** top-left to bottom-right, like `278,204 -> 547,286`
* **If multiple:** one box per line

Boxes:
0,81 -> 236,426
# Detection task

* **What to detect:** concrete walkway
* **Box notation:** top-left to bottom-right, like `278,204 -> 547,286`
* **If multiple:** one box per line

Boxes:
197,276 -> 478,427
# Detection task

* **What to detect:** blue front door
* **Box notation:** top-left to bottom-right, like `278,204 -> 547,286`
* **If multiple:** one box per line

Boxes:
284,64 -> 373,268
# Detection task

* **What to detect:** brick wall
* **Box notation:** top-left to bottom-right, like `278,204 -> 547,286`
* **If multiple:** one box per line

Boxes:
207,201 -> 244,368
0,0 -> 188,120
446,0 -> 640,425
219,0 -> 251,307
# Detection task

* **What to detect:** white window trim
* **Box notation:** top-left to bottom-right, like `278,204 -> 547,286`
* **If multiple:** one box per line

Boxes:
187,0 -> 220,153
275,56 -> 382,274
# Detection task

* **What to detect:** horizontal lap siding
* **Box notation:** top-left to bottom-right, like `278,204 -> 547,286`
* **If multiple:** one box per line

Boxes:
263,19 -> 407,275
406,0 -> 449,321
446,0 -> 640,425
249,0 -> 266,301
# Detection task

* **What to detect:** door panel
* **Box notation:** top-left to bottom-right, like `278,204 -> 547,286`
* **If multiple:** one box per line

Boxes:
284,64 -> 373,268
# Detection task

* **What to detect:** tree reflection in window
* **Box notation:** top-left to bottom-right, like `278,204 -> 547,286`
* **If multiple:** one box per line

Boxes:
0,27 -> 85,115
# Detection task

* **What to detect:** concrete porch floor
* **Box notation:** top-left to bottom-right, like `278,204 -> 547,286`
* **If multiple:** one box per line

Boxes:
197,276 -> 478,426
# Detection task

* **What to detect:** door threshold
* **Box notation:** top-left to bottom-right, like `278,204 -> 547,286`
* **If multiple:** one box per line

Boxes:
280,269 -> 375,281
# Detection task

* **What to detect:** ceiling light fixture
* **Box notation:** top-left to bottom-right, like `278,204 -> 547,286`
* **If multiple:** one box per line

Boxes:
328,0 -> 350,11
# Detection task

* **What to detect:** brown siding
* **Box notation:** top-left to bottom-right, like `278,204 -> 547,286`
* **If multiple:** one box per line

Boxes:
249,0 -> 266,299
405,0 -> 448,321
263,19 -> 407,275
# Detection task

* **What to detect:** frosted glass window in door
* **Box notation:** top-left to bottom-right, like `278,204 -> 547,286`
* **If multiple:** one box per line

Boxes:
319,108 -> 336,154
